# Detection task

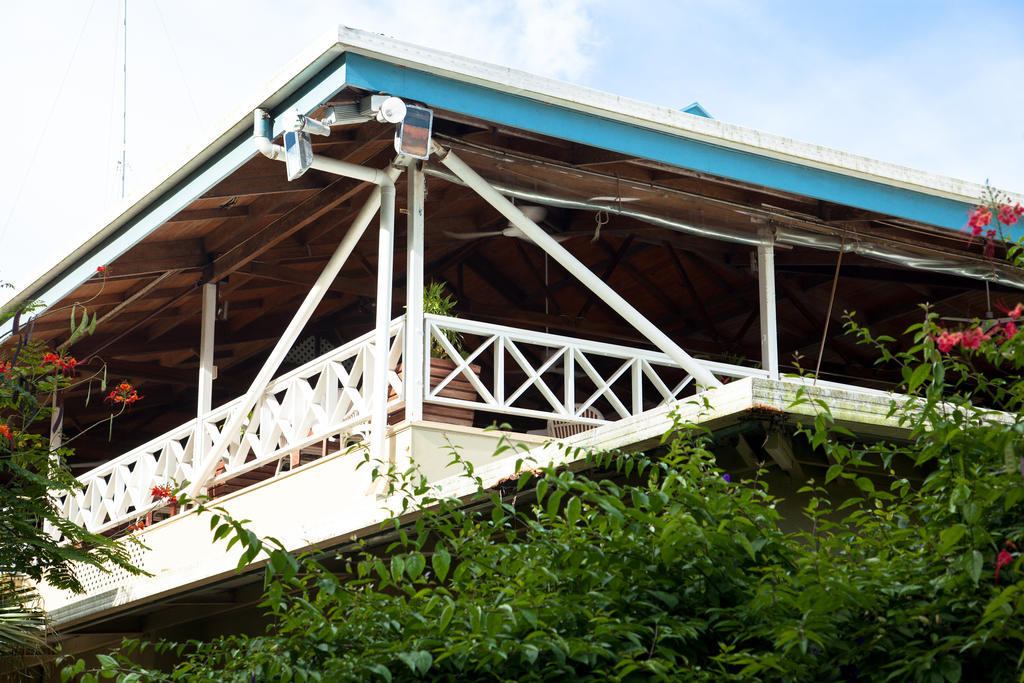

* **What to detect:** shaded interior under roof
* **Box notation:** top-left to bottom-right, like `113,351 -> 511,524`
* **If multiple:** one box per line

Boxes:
11,79 -> 1017,469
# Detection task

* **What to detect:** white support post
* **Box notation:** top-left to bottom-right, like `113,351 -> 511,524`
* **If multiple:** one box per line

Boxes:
433,143 -> 723,391
372,182 -> 397,465
197,283 -> 217,416
404,162 -> 426,422
186,166 -> 403,499
49,391 -> 62,451
757,232 -> 780,379
195,282 -> 217,466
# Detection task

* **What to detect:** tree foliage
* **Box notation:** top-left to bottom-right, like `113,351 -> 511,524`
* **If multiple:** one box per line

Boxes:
74,314 -> 1024,681
67,197 -> 1024,681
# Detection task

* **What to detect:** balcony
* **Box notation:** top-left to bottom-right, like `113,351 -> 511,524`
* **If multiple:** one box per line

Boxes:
51,313 -> 888,541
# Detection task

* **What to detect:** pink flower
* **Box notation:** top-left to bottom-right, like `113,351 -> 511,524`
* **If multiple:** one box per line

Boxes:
999,204 -> 1018,226
998,302 -> 1024,319
959,327 -> 991,350
995,548 -> 1013,585
968,206 -> 992,236
1003,321 -> 1018,341
933,330 -> 961,353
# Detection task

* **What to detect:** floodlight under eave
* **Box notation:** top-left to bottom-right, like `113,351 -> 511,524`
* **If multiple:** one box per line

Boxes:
376,97 -> 407,124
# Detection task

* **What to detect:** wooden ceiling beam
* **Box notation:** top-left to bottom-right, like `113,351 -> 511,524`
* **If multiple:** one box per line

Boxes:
665,243 -> 722,342
208,175 -> 371,282
201,170 -> 329,199
102,239 -> 206,278
165,206 -> 250,223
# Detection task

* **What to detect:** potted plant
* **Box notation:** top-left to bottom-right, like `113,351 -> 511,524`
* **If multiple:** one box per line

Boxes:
395,283 -> 480,426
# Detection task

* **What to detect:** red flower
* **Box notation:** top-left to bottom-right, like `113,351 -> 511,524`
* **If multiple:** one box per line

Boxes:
960,326 -> 991,350
968,206 -> 992,236
1002,321 -> 1018,341
0,361 -> 11,378
1015,203 -> 1024,217
107,381 -> 142,406
43,352 -> 78,376
998,204 -> 1018,226
997,302 -> 1024,319
96,265 -> 106,273
150,484 -> 177,505
0,425 -> 11,442
995,548 -> 1013,585
933,330 -> 961,353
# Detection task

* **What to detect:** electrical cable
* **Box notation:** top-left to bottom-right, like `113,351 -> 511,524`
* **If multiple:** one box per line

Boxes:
0,0 -> 99,247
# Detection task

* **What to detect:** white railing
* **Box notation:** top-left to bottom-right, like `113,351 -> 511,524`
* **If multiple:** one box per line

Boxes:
424,315 -> 767,425
51,320 -> 405,536
57,314 -> 780,535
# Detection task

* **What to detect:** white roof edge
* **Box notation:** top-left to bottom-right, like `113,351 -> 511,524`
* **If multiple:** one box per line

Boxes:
335,26 -> 1021,205
9,26 -> 1019,313
5,30 -> 346,311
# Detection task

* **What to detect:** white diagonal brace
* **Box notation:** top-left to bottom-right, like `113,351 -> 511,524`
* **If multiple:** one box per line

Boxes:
186,165 -> 403,498
432,143 -> 722,391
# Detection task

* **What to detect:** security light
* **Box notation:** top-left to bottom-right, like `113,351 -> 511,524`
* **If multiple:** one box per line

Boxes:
283,109 -> 331,137
284,130 -> 314,181
394,105 -> 433,159
359,95 -> 407,124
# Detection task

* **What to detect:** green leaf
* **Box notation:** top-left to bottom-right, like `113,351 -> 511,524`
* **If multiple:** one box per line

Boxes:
566,496 -> 581,527
854,477 -> 875,493
432,549 -> 451,582
906,363 -> 931,393
825,464 -> 843,484
939,524 -> 967,553
366,664 -> 392,682
95,654 -> 117,669
438,602 -> 454,631
405,553 -> 425,581
737,533 -> 756,561
397,650 -> 432,675
938,655 -> 962,683
963,549 -> 983,584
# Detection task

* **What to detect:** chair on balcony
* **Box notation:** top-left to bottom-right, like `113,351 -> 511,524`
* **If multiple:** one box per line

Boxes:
547,404 -> 604,440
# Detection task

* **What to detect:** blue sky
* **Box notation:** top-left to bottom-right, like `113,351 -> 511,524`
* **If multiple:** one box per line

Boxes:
1,0 -> 1021,292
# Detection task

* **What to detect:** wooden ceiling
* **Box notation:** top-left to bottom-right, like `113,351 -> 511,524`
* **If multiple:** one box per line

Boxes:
18,86 -> 1012,466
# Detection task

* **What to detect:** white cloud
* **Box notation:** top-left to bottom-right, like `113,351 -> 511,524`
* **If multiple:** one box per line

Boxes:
334,0 -> 600,80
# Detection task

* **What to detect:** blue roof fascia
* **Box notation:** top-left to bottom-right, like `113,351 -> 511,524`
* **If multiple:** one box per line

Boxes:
345,53 -> 985,236
6,55 -> 353,329
681,102 -> 712,118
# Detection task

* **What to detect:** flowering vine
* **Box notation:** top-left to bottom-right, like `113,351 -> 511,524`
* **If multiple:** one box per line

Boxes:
106,381 -> 142,406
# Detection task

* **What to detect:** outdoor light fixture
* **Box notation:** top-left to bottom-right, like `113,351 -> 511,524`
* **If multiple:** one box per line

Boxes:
394,105 -> 433,160
359,94 -> 407,123
282,108 -> 331,181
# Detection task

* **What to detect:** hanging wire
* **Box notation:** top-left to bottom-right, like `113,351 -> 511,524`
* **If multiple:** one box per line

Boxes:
813,228 -> 848,383
102,1 -> 121,205
120,0 -> 127,198
151,0 -> 202,127
592,210 -> 609,242
0,0 -> 99,247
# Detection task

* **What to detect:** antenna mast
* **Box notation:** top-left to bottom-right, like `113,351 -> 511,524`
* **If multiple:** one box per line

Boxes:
120,0 -> 127,198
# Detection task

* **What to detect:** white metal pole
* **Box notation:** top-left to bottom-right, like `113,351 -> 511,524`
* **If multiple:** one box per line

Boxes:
195,281 -> 217,466
372,181 -> 396,464
433,144 -> 723,391
404,162 -> 426,422
757,232 -> 780,379
197,283 -> 217,416
186,166 -> 402,498
49,391 -> 62,452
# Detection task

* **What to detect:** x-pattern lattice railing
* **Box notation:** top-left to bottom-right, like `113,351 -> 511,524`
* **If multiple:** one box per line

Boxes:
50,320 -> 405,536
424,315 -> 766,425
56,314 -> 780,535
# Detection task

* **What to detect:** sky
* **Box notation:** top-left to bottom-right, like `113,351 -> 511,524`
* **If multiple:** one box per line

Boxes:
1,0 -> 1022,293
